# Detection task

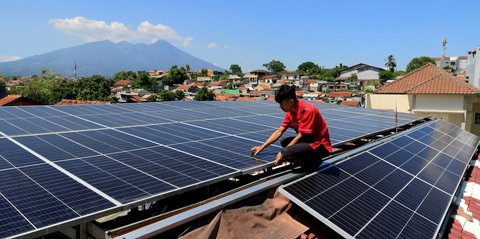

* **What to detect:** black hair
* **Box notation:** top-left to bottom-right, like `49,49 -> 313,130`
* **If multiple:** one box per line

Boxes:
275,84 -> 296,103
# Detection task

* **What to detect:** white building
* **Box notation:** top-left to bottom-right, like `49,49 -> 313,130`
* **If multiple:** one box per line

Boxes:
467,46 -> 480,89
433,56 -> 468,72
338,63 -> 384,87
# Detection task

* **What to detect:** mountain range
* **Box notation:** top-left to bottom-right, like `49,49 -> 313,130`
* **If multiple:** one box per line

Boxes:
0,40 -> 223,77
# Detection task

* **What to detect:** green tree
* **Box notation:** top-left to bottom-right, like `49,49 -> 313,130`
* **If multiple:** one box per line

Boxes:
297,61 -> 321,75
406,56 -> 436,73
10,68 -> 72,104
175,89 -> 185,100
385,55 -> 397,72
131,71 -> 156,89
111,71 -> 136,82
379,70 -> 405,84
74,75 -> 111,101
164,66 -> 188,86
229,64 -> 243,76
193,87 -> 215,101
158,90 -> 177,101
146,94 -> 157,102
0,79 -> 6,98
263,60 -> 286,75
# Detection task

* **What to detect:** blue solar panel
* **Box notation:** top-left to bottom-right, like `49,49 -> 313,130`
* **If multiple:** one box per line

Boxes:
0,101 -> 428,238
280,120 -> 479,239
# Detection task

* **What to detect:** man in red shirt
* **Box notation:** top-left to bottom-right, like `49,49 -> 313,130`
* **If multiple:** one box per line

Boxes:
251,84 -> 332,171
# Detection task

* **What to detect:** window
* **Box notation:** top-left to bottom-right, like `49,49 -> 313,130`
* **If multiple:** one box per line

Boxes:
475,112 -> 480,124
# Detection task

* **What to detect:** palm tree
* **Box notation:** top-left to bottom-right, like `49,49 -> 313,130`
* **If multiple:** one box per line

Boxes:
385,55 -> 396,72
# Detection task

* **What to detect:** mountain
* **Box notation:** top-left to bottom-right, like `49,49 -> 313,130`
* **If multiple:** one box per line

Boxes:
0,40 -> 223,77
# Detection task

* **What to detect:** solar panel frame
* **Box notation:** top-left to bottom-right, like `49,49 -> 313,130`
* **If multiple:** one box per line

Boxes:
279,120 -> 479,239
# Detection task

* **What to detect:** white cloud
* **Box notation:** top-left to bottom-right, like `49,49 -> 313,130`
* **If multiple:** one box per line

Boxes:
49,17 -> 193,47
207,42 -> 218,48
224,45 -> 232,49
0,55 -> 22,62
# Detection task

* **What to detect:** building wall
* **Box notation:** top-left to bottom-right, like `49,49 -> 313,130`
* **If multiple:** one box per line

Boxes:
368,93 -> 480,135
465,96 -> 480,136
467,47 -> 480,88
414,95 -> 465,111
365,94 -> 412,113
358,70 -> 380,81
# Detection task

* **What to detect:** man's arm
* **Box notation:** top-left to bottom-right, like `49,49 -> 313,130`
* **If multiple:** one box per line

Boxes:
251,126 -> 287,156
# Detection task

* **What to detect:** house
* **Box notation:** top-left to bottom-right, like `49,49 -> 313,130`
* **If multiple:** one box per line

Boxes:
0,95 -> 44,106
433,56 -> 468,72
196,77 -> 213,83
339,63 -> 384,87
244,70 -> 270,87
258,75 -> 278,84
178,84 -> 199,94
195,69 -> 223,77
467,46 -> 480,89
228,75 -> 243,88
147,70 -> 167,79
366,63 -> 480,135
329,92 -> 353,99
113,80 -> 132,89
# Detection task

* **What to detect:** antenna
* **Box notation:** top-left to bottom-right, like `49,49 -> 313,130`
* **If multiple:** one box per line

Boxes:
74,60 -> 77,80
442,37 -> 448,68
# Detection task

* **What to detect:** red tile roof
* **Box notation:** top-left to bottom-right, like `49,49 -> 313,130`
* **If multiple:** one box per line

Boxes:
113,80 -> 132,87
376,64 -> 479,95
340,100 -> 360,107
329,92 -> 352,98
446,158 -> 480,239
0,95 -> 22,106
260,75 -> 277,80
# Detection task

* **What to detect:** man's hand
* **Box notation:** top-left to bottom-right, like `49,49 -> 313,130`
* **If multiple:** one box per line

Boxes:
274,152 -> 284,166
251,145 -> 264,156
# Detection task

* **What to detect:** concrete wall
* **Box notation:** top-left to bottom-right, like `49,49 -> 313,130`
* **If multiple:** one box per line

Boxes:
467,46 -> 480,88
358,70 -> 380,80
414,95 -> 465,111
365,94 -> 412,113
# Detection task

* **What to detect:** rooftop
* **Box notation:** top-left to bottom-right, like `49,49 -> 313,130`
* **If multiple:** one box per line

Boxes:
375,64 -> 479,95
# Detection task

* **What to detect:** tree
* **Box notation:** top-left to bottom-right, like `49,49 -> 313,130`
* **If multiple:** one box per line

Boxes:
385,55 -> 397,72
175,89 -> 185,100
229,64 -> 243,76
111,71 -> 136,82
131,71 -> 156,89
74,75 -> 111,101
406,56 -> 436,73
263,60 -> 286,75
297,61 -> 321,75
158,90 -> 177,101
164,65 -> 188,86
379,70 -> 405,84
193,87 -> 215,101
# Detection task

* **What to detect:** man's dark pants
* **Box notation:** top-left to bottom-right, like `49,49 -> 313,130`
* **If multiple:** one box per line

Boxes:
280,136 -> 330,172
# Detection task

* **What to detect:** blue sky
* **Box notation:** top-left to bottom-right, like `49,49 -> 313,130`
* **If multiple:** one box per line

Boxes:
1,0 -> 479,72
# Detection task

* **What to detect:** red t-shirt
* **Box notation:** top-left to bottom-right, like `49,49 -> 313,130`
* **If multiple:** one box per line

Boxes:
281,100 -> 332,153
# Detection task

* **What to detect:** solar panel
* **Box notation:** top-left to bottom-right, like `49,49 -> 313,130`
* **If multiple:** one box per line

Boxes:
279,120 -> 479,239
0,101 -> 426,238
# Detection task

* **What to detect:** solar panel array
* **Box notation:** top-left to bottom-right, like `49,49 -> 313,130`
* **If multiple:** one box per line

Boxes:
0,101 -> 424,238
280,120 -> 479,239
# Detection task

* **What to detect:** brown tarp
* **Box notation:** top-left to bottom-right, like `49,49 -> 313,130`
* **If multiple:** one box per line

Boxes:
179,192 -> 308,239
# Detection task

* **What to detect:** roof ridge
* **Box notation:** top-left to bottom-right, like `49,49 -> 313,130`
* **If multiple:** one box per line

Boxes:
405,71 -> 442,93
376,63 -> 437,93
437,67 -> 480,93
